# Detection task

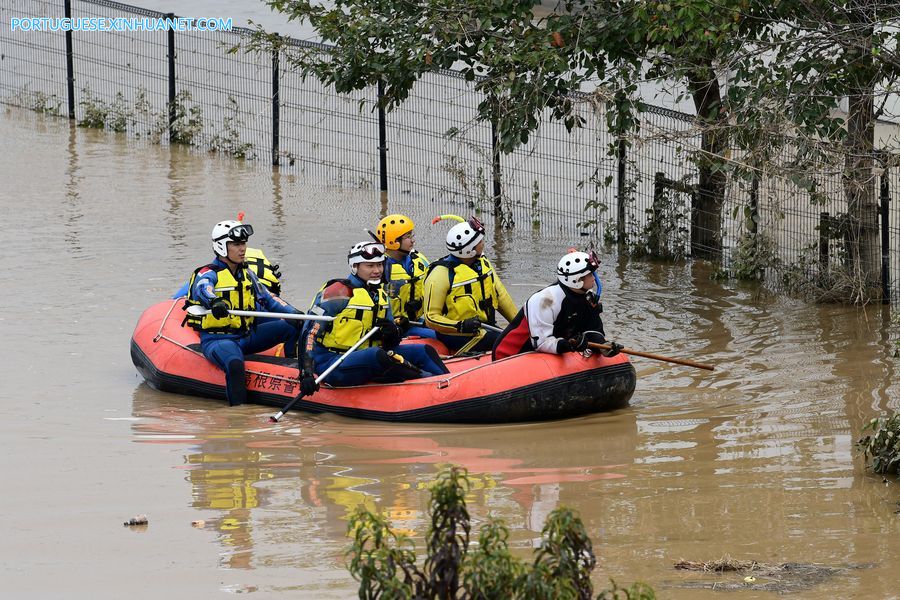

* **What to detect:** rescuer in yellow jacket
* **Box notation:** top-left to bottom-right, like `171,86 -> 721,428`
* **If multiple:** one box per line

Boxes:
423,215 -> 517,353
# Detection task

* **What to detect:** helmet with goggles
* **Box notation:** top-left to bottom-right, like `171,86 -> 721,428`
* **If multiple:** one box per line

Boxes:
348,241 -> 386,275
557,249 -> 600,290
211,221 -> 254,257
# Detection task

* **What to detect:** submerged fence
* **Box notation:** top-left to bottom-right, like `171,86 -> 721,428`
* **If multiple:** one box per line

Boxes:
3,0 -> 900,302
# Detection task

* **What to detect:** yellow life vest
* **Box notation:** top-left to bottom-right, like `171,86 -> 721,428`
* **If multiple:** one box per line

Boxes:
244,247 -> 281,295
317,283 -> 389,351
184,264 -> 258,333
385,251 -> 429,318
440,256 -> 498,324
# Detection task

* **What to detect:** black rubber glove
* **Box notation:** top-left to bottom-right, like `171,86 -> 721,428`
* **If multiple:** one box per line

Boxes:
394,316 -> 410,333
300,374 -> 319,396
601,341 -> 624,357
210,298 -> 231,319
404,298 -> 422,318
456,317 -> 481,334
556,339 -> 575,354
374,318 -> 402,349
573,331 -> 607,352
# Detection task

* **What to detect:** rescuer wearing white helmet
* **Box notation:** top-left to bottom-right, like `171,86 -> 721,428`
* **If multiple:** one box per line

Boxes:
184,218 -> 310,406
299,241 -> 449,387
492,249 -> 623,360
422,215 -> 517,354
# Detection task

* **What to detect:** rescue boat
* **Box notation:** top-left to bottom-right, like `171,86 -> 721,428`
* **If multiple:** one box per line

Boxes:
130,300 -> 636,423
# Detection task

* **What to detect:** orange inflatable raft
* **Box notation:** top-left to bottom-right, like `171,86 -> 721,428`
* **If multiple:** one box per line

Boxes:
131,300 -> 636,423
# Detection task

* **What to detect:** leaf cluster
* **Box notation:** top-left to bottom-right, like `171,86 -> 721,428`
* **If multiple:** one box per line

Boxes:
346,466 -> 655,599
857,414 -> 900,476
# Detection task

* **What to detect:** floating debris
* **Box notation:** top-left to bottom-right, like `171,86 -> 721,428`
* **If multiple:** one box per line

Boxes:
674,555 -> 761,572
191,520 -> 205,528
670,555 -> 873,593
123,514 -> 148,527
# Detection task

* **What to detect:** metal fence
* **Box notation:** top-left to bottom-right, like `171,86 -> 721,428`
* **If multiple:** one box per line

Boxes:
2,0 -> 899,302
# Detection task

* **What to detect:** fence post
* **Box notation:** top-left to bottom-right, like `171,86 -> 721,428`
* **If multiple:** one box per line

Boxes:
616,137 -> 627,244
64,0 -> 75,120
819,211 -> 830,277
271,40 -> 280,166
166,13 -> 176,140
880,166 -> 890,304
749,173 -> 759,238
377,80 -> 388,203
490,106 -> 503,219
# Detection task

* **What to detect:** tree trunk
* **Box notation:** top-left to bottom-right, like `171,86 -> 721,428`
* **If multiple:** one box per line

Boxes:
688,71 -> 728,261
844,93 -> 879,289
842,11 -> 881,297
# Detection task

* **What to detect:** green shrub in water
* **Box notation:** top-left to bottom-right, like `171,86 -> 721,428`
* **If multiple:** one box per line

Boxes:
857,414 -> 900,476
346,466 -> 655,599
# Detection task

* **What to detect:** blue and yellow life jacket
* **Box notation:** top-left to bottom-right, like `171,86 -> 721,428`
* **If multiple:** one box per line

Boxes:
385,251 -> 429,319
244,248 -> 282,295
184,265 -> 258,334
316,280 -> 389,351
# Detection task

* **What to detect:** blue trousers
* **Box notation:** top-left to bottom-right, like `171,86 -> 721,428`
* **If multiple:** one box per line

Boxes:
406,325 -> 437,339
312,344 -> 448,387
201,321 -> 300,405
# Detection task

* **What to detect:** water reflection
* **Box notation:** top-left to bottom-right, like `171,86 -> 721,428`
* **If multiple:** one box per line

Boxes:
130,385 -> 639,570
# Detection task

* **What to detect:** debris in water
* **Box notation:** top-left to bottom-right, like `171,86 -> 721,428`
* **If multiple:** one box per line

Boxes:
670,555 -> 873,593
124,514 -> 148,527
191,520 -> 206,528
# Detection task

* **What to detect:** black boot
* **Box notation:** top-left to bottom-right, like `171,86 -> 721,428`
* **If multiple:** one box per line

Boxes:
225,359 -> 247,406
371,349 -> 423,383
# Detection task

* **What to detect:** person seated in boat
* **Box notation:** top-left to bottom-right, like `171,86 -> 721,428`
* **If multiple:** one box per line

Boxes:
374,213 -> 436,340
184,219 -> 310,407
492,249 -> 623,360
422,215 -> 517,353
300,241 -> 449,387
173,246 -> 282,299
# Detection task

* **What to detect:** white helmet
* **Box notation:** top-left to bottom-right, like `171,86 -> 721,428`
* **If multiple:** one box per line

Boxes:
348,241 -> 385,277
557,250 -> 600,289
211,220 -> 254,257
446,216 -> 485,258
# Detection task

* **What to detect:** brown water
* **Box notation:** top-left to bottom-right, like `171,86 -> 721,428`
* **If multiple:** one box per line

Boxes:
3,106 -> 899,598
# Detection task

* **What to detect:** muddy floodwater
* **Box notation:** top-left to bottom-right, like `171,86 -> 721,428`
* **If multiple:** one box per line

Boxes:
2,106 -> 899,599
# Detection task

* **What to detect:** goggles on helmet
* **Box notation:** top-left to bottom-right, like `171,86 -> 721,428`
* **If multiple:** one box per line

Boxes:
214,224 -> 254,243
585,249 -> 600,272
467,216 -> 485,235
349,243 -> 385,261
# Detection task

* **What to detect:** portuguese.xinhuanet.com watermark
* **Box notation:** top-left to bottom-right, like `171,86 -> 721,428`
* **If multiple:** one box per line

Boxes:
10,17 -> 234,32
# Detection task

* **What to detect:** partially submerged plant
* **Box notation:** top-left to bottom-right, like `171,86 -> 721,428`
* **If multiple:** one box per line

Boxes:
345,466 -> 655,599
857,414 -> 900,476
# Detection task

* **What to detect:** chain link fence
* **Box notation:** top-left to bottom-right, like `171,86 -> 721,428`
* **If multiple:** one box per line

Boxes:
3,0 -> 899,302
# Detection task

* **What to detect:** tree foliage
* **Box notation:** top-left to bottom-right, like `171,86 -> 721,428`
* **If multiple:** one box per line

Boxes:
258,0 -> 900,289
345,466 -> 655,599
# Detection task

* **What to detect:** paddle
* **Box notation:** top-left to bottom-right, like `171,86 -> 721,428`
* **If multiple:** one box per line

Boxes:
186,305 -> 333,322
269,326 -> 382,422
586,341 -> 714,371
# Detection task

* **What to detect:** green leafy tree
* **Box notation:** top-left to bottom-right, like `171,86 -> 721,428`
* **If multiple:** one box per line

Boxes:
733,0 -> 900,299
345,466 -> 655,599
259,0 -> 900,292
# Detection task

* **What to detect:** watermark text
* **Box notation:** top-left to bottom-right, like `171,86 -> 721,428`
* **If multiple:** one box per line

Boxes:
10,17 -> 233,32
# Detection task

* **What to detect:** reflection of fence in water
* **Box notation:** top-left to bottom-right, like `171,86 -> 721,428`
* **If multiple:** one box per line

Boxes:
3,0 -> 900,299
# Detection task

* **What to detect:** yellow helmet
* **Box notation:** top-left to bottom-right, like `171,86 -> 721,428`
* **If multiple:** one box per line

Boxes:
376,214 -> 415,250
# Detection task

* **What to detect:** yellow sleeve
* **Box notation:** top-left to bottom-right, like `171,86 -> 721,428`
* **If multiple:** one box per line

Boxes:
492,273 -> 518,322
423,266 -> 459,334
